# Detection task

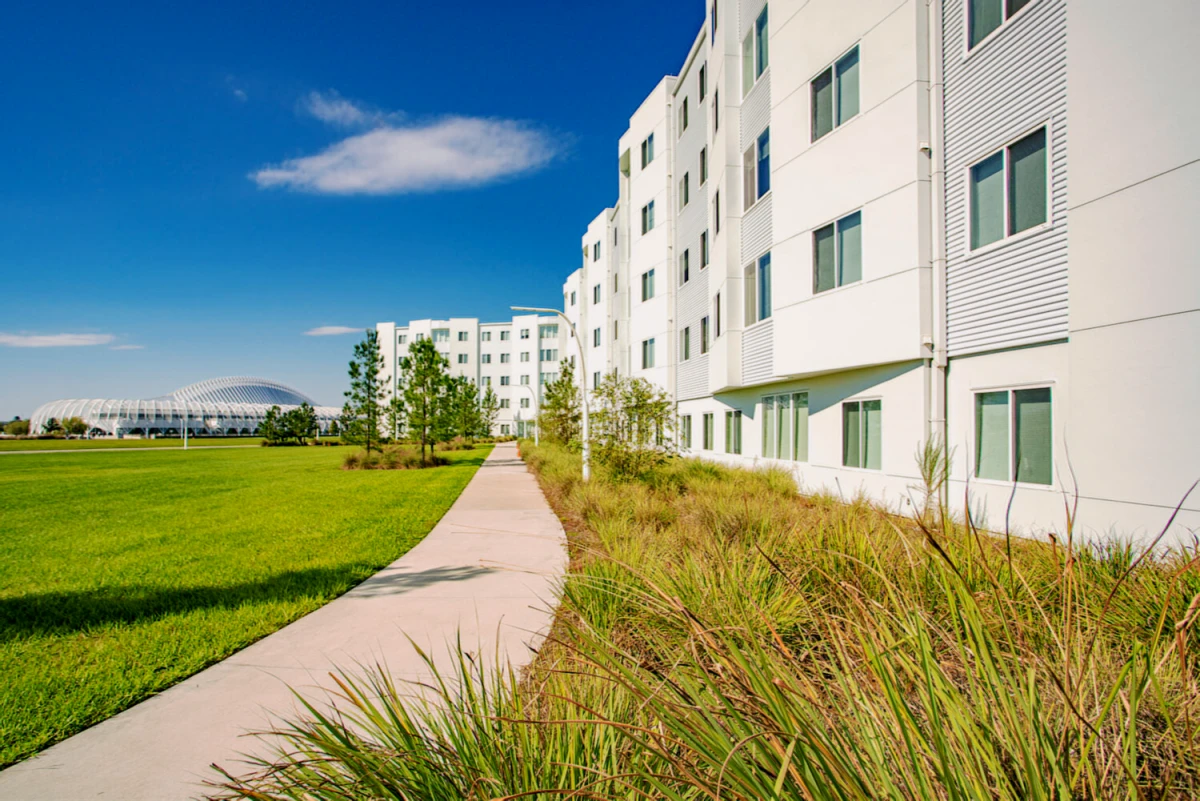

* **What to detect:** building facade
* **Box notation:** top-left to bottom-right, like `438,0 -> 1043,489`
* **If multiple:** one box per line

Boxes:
376,315 -> 565,437
556,0 -> 1198,547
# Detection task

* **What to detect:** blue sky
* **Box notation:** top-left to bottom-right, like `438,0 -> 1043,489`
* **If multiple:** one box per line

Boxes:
0,0 -> 703,418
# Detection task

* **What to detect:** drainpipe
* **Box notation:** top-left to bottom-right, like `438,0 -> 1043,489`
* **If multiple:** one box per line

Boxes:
927,0 -> 950,505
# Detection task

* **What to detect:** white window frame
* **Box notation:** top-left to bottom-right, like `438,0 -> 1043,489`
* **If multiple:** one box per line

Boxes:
641,337 -> 656,369
963,0 -> 1038,56
964,122 -> 1052,257
679,96 -> 689,135
640,133 -> 655,168
680,248 -> 690,285
593,283 -> 601,304
812,208 -> 864,295
810,44 -> 861,142
699,147 -> 707,185
681,326 -> 691,361
680,172 -> 690,208
641,269 -> 656,301
743,126 -> 770,212
760,391 -> 810,462
741,3 -> 769,98
841,397 -> 882,472
971,382 -> 1054,486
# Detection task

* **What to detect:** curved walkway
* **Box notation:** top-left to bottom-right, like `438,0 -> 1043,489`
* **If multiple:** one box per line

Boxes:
0,442 -> 567,800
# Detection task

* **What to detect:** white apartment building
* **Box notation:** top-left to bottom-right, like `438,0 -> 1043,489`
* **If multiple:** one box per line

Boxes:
377,316 -> 564,437
559,0 -> 1199,548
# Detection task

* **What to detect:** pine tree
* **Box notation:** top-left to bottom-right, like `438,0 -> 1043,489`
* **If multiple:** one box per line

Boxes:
399,337 -> 449,464
539,359 -> 582,445
343,329 -> 390,455
479,385 -> 500,438
385,396 -> 406,442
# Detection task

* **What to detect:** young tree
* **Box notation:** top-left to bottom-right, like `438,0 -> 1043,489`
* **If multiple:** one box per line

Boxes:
590,372 -> 675,479
479,385 -> 500,438
287,402 -> 318,445
399,337 -> 449,464
441,377 -> 483,442
539,359 -> 581,446
41,417 -> 63,435
260,405 -> 283,445
385,395 -> 406,442
343,329 -> 390,454
5,419 -> 30,436
63,417 -> 88,437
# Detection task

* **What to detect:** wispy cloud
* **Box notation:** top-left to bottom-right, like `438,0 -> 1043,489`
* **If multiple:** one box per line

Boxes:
110,344 -> 145,351
232,88 -> 248,102
253,91 -> 561,195
304,326 -> 361,337
0,332 -> 115,348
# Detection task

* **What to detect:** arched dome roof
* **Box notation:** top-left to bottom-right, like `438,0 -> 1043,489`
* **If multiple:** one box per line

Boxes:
165,377 -> 316,407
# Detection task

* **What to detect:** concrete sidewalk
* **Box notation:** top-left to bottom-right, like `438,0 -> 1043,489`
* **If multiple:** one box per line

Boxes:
0,442 -> 567,800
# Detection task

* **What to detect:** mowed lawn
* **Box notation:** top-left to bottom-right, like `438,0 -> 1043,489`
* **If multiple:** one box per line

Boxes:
0,437 -> 274,451
0,444 -> 490,767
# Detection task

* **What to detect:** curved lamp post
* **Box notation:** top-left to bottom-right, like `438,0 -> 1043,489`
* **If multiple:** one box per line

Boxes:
512,305 -> 590,482
514,383 -> 539,446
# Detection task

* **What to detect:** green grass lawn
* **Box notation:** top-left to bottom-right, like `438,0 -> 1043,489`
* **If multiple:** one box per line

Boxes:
0,444 -> 490,767
0,437 -> 285,451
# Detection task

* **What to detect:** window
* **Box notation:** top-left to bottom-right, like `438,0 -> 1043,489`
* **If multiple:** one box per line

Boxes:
457,354 -> 468,364
742,4 -> 769,96
680,249 -> 690,285
725,410 -> 742,454
711,0 -> 718,36
969,0 -> 1033,49
398,334 -> 407,345
715,291 -> 722,336
593,327 -> 601,347
679,97 -> 689,134
703,413 -> 714,449
500,424 -> 510,435
713,89 -> 719,132
842,399 -> 882,470
699,63 -> 707,101
812,46 -> 860,141
593,371 -> 600,387
433,328 -> 450,343
701,230 -> 710,267
699,147 -> 707,185
482,376 -> 491,386
415,333 -> 425,341
762,392 -> 809,461
714,191 -> 721,235
613,320 -> 619,340
520,397 -> 530,408
641,338 -> 656,369
641,200 -> 656,234
613,272 -> 619,292
641,269 -> 656,301
570,290 -> 577,306
500,330 -> 510,341
969,127 -> 1047,250
520,328 -> 530,339
680,172 -> 690,207
457,331 -> 468,341
481,353 -> 491,364
500,376 -> 511,386
701,316 -> 710,354
540,372 -> 558,385
520,352 -> 530,362
640,133 -> 655,167
520,375 -> 530,385
593,241 -> 601,261
593,284 -> 601,304
500,353 -> 510,364
682,326 -> 691,360
975,387 -> 1052,484
681,415 -> 693,448
813,211 -> 863,293
481,331 -> 491,342
539,324 -> 558,338
744,252 -> 772,325
540,348 -> 558,362
743,127 -> 770,210
440,351 -> 450,361
500,398 -> 510,408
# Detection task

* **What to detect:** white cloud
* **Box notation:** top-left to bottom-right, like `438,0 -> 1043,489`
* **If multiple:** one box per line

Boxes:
252,115 -> 559,195
301,90 -> 381,128
0,333 -> 115,348
110,344 -> 145,351
304,326 -> 361,336
232,88 -> 248,102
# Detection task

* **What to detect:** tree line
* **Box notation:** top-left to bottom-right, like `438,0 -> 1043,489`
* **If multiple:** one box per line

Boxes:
340,330 -> 499,465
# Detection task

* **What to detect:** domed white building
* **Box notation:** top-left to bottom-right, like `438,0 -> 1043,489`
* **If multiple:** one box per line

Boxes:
29,377 -> 341,438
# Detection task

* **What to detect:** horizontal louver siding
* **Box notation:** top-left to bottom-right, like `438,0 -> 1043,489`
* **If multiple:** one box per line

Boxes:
741,192 -> 773,265
943,0 -> 1068,355
677,267 -> 710,399
742,318 -> 775,384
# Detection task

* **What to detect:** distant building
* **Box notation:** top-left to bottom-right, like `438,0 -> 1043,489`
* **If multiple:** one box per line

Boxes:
29,377 -> 340,437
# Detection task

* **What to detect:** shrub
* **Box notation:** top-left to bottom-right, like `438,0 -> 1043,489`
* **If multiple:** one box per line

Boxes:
342,447 -> 448,470
436,436 -> 474,451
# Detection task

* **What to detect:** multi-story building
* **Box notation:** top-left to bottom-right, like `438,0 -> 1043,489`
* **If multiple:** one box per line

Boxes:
377,315 -> 563,437
557,0 -> 1198,547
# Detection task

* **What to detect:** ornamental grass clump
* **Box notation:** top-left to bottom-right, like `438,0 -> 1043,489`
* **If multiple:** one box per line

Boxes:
220,441 -> 1200,800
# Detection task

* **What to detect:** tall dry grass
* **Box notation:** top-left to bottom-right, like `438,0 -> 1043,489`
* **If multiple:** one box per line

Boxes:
217,442 -> 1200,800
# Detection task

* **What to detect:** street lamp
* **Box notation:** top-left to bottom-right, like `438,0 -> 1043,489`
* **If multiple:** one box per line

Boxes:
512,305 -> 590,482
514,383 -> 539,446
